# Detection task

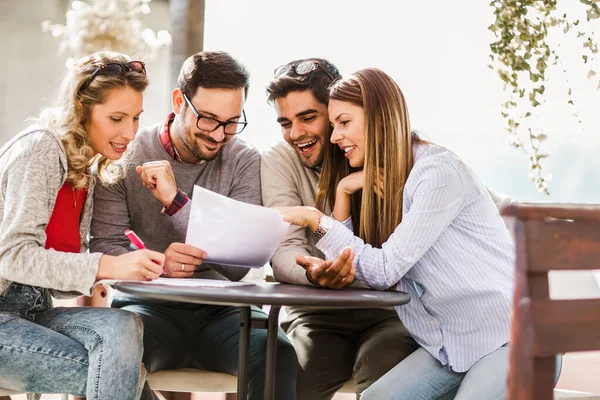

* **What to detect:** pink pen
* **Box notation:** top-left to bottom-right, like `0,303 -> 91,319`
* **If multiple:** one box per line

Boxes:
124,229 -> 164,274
124,229 -> 146,250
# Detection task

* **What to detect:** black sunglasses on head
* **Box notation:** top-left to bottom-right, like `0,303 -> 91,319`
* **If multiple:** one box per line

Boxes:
79,61 -> 146,93
274,60 -> 336,82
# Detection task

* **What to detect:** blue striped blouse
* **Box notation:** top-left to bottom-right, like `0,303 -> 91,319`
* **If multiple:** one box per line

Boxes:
316,143 -> 515,372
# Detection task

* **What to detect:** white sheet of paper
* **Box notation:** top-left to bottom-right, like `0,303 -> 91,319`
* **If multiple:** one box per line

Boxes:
594,270 -> 600,290
98,277 -> 255,288
185,185 -> 290,268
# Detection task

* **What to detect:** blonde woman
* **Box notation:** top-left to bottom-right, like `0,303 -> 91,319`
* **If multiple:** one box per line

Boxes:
278,68 -> 561,399
0,52 -> 165,399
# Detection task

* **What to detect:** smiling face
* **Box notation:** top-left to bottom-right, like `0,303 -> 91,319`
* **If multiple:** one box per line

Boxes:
274,90 -> 330,170
86,85 -> 144,160
328,99 -> 366,168
172,87 -> 245,162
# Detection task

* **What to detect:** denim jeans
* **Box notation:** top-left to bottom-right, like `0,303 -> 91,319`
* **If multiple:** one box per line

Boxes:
0,283 -> 145,399
113,299 -> 298,400
361,345 -> 563,400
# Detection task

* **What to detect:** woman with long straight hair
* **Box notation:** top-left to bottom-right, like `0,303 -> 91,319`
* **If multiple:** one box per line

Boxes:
0,51 -> 165,399
278,67 -> 560,399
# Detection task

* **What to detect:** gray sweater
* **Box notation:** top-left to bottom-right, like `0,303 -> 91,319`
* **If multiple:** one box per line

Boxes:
90,123 -> 262,282
0,127 -> 101,297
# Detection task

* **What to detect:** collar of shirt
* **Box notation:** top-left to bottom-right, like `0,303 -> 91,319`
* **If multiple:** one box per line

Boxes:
159,112 -> 205,165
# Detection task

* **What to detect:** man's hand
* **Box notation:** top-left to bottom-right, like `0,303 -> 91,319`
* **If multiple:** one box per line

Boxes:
136,161 -> 178,207
163,242 -> 207,278
295,247 -> 355,289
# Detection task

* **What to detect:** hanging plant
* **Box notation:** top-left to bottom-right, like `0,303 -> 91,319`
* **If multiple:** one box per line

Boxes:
488,0 -> 600,194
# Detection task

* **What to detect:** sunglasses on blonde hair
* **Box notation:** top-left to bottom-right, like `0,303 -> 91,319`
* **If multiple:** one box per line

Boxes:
78,61 -> 146,93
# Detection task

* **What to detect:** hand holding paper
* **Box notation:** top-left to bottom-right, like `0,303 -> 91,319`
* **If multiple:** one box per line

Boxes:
185,185 -> 290,268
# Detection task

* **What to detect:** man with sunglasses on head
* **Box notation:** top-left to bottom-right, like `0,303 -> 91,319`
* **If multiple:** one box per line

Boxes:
90,51 -> 297,400
262,58 -> 419,400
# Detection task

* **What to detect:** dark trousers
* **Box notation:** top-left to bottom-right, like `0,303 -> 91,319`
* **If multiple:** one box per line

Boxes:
282,307 -> 418,400
113,299 -> 298,400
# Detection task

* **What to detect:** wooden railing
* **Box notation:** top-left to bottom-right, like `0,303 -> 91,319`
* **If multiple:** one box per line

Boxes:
501,203 -> 600,400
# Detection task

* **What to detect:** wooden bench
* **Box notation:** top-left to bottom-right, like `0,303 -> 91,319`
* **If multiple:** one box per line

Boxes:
501,203 -> 600,400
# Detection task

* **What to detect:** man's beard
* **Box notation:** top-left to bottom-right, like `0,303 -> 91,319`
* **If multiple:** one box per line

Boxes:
301,151 -> 324,170
178,126 -> 223,162
294,136 -> 324,170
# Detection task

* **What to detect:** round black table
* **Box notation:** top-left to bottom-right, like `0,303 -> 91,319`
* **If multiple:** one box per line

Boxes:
114,281 -> 411,400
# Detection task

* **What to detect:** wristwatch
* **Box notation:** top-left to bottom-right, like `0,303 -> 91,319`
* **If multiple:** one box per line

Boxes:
314,215 -> 335,239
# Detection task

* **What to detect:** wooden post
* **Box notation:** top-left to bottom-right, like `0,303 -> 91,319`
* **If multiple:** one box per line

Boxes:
169,0 -> 206,89
502,203 -> 600,400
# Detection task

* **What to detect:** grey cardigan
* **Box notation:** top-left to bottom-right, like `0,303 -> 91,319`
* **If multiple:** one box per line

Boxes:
0,127 -> 102,298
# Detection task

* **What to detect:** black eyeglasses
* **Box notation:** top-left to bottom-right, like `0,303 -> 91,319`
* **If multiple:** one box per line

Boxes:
79,61 -> 146,93
273,60 -> 336,82
183,93 -> 248,135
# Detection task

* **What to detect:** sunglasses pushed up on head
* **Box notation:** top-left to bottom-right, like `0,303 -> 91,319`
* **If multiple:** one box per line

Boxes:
78,61 -> 146,93
273,60 -> 336,82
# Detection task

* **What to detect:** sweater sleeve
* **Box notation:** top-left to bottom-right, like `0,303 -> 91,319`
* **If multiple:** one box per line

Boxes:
261,147 -> 314,285
89,178 -> 132,257
0,144 -> 100,295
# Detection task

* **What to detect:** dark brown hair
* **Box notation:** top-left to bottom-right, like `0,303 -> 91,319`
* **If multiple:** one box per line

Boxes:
177,51 -> 250,99
266,58 -> 341,106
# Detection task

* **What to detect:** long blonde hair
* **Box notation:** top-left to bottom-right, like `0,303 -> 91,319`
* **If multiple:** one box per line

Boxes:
317,68 -> 420,247
39,51 -> 148,189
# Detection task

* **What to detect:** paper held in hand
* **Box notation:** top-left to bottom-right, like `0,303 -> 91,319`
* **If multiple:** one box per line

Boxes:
185,185 -> 290,268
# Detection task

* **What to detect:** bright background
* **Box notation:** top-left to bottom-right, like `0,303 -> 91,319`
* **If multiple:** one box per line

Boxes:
1,1 -> 600,398
1,0 -> 599,203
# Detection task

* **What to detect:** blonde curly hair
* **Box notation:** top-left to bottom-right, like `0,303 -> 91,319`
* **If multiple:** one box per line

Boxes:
39,51 -> 149,189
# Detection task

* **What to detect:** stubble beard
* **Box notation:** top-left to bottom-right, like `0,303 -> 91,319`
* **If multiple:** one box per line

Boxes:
178,124 -> 221,162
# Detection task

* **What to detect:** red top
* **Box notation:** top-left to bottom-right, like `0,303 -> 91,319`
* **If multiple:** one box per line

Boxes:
45,180 -> 87,253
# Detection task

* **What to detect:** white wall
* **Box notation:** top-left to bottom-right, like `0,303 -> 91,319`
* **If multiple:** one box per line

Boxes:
1,0 -> 598,203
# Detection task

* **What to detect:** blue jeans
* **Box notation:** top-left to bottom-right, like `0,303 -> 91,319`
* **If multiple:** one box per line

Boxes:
113,299 -> 298,400
0,283 -> 145,399
361,346 -> 563,400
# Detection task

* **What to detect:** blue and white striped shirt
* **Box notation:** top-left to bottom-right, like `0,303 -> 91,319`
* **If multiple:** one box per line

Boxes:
316,143 -> 514,372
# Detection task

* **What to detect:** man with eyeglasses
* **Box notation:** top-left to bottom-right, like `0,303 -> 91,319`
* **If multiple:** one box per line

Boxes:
262,58 -> 419,400
90,51 -> 297,400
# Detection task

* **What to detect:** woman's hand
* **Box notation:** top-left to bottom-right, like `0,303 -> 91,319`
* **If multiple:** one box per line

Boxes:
296,247 -> 355,289
337,171 -> 365,195
97,249 -> 165,281
334,171 -> 364,221
276,206 -> 324,232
